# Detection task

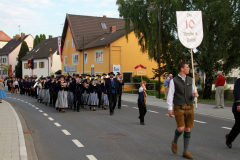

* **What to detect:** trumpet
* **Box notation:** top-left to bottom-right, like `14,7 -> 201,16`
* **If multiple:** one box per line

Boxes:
93,79 -> 97,86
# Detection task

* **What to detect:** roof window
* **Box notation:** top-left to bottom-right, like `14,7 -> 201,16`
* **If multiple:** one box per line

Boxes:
101,23 -> 107,29
35,49 -> 40,52
100,38 -> 105,41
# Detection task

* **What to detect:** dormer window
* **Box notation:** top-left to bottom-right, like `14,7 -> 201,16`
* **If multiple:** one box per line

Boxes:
101,23 -> 107,29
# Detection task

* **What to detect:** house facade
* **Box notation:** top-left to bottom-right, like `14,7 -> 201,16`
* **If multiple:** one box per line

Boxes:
21,36 -> 61,78
0,33 -> 33,78
0,30 -> 11,49
61,14 -> 159,86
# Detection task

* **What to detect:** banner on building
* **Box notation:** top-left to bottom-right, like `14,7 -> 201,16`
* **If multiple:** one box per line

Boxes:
58,37 -> 63,62
113,65 -> 120,75
91,64 -> 94,76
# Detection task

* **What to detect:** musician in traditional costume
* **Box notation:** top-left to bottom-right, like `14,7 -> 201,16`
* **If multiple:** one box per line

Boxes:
67,76 -> 75,109
48,76 -> 55,106
42,78 -> 50,105
100,74 -> 108,110
19,78 -> 24,95
104,72 -> 120,115
52,77 -> 59,108
37,78 -> 43,102
81,80 -> 89,109
74,75 -> 81,112
88,76 -> 99,111
116,72 -> 124,109
55,75 -> 68,113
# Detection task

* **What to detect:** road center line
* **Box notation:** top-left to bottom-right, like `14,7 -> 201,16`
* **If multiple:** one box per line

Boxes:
48,117 -> 54,121
194,120 -> 206,124
222,127 -> 231,130
25,102 -> 28,103
35,108 -> 39,109
13,98 -> 16,99
133,107 -> 138,109
62,130 -> 71,135
54,123 -> 61,127
43,113 -> 48,116
39,110 -> 43,112
72,139 -> 84,147
86,155 -> 97,160
148,110 -> 159,113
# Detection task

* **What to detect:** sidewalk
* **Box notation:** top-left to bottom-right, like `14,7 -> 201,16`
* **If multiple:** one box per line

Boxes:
122,93 -> 234,120
0,100 -> 28,160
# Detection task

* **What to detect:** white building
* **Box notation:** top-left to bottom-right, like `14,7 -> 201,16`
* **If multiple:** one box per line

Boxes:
21,36 -> 61,78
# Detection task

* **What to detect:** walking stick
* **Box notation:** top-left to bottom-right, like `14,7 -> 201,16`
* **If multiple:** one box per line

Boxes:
191,49 -> 198,109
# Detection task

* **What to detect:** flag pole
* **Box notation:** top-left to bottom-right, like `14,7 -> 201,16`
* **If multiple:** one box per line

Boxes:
190,48 -> 197,109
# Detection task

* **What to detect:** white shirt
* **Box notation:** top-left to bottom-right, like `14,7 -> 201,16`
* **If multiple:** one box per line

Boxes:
167,74 -> 197,110
139,86 -> 143,92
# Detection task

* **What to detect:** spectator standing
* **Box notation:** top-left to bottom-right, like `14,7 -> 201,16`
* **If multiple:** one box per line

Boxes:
13,79 -> 19,94
214,71 -> 225,109
194,73 -> 199,87
0,79 -> 6,103
167,74 -> 173,87
163,74 -> 169,100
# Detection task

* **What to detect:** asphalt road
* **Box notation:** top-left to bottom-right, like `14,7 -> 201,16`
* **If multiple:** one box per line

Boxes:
4,91 -> 240,160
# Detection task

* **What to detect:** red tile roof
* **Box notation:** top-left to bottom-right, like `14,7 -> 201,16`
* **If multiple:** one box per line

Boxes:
0,31 -> 11,41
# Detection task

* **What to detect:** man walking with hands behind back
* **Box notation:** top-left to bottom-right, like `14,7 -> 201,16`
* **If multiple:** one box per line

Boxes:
167,62 -> 198,159
214,71 -> 225,109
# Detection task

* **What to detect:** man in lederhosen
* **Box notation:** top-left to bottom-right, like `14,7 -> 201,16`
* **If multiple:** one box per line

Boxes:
104,72 -> 119,116
168,62 -> 198,159
116,72 -> 124,109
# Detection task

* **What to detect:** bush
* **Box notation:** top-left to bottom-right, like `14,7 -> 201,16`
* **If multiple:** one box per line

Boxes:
132,75 -> 163,91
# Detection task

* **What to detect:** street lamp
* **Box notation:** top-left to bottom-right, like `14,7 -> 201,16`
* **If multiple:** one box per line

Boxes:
146,3 -> 162,99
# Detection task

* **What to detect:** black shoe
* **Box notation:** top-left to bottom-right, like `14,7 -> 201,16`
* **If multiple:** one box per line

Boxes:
140,122 -> 145,125
110,112 -> 113,115
104,108 -> 107,110
118,107 -> 121,109
93,109 -> 96,111
77,110 -> 80,112
225,134 -> 232,148
90,107 -> 92,110
56,107 -> 59,111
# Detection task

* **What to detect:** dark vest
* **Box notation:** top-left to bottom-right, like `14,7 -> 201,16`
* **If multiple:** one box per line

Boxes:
173,76 -> 193,106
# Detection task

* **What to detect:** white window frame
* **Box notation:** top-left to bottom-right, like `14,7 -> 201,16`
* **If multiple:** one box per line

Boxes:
67,40 -> 69,48
64,56 -> 67,66
84,52 -> 87,64
72,53 -> 79,65
72,39 -> 75,47
122,72 -> 133,84
95,50 -> 103,63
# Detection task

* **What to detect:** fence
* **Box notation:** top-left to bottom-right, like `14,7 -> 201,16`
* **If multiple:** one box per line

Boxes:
123,83 -> 156,97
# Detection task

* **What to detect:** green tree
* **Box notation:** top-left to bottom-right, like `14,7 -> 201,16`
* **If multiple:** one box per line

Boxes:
33,35 -> 40,47
39,34 -> 43,42
15,41 -> 29,78
43,34 -> 46,40
117,0 -> 240,99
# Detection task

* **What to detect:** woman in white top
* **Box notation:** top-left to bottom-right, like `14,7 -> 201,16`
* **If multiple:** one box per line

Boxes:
138,81 -> 147,125
13,79 -> 19,94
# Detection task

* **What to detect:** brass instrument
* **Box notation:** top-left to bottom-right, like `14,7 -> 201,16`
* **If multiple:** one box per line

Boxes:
101,75 -> 106,83
93,79 -> 97,86
61,81 -> 66,87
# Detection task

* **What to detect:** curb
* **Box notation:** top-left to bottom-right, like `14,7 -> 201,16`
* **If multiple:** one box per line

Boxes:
3,100 -> 28,160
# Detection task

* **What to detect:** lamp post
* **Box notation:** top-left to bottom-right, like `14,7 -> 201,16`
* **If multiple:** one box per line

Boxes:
147,3 -> 162,99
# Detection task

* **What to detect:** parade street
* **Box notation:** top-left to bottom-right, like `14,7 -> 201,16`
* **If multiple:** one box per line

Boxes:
4,91 -> 240,160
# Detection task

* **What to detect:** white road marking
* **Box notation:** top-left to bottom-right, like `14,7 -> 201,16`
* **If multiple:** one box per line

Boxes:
72,139 -> 84,147
148,110 -> 159,113
25,102 -> 28,103
222,127 -> 231,130
54,123 -> 61,127
8,97 -> 12,98
13,98 -> 16,99
43,113 -> 48,116
39,110 -> 43,112
28,103 -> 32,105
133,107 -> 138,109
32,105 -> 35,107
48,117 -> 54,121
122,105 -> 128,107
35,108 -> 39,109
62,130 -> 71,135
17,99 -> 20,100
86,155 -> 97,160
194,120 -> 206,124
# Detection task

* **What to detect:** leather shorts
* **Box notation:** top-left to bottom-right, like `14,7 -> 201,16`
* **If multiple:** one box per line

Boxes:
174,104 -> 194,128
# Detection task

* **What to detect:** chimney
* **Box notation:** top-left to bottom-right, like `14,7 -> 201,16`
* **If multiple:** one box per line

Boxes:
16,34 -> 20,40
49,35 -> 52,39
13,36 -> 16,39
21,33 -> 25,39
110,26 -> 116,32
103,15 -> 106,18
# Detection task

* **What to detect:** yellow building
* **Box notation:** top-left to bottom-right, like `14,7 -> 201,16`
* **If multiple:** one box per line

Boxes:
61,14 -> 159,90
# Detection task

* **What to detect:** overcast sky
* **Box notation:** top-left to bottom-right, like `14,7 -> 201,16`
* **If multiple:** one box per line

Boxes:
0,0 -> 120,39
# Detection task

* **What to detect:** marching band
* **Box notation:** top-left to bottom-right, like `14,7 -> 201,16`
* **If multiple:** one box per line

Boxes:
7,72 -> 124,115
